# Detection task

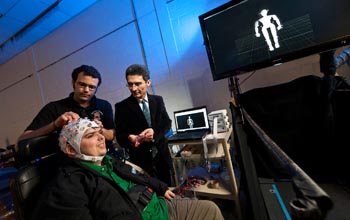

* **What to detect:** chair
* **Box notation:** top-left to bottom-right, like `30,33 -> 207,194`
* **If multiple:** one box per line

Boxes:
10,134 -> 61,220
125,160 -> 149,176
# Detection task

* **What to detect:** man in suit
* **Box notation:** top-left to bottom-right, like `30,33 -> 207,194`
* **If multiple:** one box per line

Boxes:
114,64 -> 172,185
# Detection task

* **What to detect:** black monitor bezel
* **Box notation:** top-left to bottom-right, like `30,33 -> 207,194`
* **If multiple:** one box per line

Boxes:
199,0 -> 350,81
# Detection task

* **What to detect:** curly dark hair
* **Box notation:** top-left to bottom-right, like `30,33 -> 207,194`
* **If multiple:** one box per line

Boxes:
71,65 -> 102,86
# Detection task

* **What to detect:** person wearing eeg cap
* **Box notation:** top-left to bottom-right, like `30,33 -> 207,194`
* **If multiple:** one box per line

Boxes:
31,118 -> 224,220
59,118 -> 105,163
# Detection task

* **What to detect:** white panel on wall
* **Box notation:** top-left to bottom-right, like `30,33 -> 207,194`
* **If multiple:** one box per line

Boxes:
0,49 -> 36,90
38,22 -> 144,109
151,0 -> 233,116
0,0 -> 146,147
154,0 -> 229,65
37,64 -> 73,104
33,0 -> 135,71
137,11 -> 170,87
0,75 -> 43,147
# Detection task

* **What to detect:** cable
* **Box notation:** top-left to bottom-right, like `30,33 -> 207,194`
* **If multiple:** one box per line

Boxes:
239,70 -> 256,86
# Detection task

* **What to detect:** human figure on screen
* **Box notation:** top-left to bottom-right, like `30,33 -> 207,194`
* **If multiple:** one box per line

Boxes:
255,9 -> 283,51
187,116 -> 194,128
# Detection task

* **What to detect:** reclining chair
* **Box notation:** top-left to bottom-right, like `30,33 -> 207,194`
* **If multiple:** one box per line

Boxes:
10,134 -> 62,220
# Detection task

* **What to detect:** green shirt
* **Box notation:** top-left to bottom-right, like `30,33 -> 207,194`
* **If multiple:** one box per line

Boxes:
81,155 -> 168,220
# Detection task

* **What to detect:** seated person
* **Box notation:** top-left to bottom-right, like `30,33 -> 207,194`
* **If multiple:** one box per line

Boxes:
31,118 -> 223,220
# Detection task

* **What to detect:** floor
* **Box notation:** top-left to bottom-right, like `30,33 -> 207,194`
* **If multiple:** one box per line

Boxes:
3,155 -> 348,220
1,176 -> 238,220
319,182 -> 350,220
0,167 -> 15,220
213,198 -> 237,220
3,177 -> 350,220
0,152 -> 239,220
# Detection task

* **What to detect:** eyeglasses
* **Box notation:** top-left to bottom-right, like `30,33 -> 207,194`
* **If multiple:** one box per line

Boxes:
126,82 -> 144,88
76,82 -> 97,91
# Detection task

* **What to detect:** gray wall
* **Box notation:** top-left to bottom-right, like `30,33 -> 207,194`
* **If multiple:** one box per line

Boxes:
0,0 -> 348,148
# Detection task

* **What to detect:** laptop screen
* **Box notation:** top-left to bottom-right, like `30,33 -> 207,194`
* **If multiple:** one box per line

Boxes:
174,106 -> 210,132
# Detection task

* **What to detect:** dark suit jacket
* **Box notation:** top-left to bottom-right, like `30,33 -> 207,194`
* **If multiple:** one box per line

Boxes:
114,94 -> 172,179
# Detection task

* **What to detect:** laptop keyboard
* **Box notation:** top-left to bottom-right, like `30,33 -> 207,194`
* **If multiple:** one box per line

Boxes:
168,130 -> 209,141
174,131 -> 206,137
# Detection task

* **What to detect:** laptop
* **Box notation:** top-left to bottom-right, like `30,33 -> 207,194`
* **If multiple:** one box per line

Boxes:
168,106 -> 210,142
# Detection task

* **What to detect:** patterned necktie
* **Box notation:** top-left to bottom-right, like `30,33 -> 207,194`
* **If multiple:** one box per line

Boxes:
142,100 -> 151,127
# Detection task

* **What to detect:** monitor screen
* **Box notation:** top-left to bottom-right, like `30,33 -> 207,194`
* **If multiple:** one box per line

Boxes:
199,0 -> 350,81
174,106 -> 210,132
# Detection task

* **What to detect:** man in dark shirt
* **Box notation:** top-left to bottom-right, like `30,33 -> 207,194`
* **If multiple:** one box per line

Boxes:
17,65 -> 115,153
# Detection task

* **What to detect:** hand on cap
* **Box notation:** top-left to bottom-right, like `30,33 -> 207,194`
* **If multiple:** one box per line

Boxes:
54,111 -> 80,128
93,119 -> 104,131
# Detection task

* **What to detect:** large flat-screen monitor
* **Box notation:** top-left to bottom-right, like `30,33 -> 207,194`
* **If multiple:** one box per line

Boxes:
199,0 -> 350,81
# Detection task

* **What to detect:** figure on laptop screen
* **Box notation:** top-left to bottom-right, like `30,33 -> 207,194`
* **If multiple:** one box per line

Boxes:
255,9 -> 283,51
187,116 -> 194,128
168,107 -> 210,143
